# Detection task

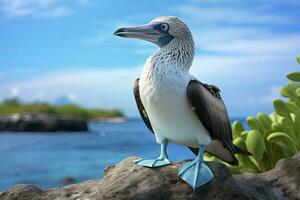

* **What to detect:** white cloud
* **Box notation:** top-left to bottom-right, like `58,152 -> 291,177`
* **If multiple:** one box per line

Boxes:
173,2 -> 300,61
191,0 -> 300,6
81,21 -> 131,46
38,5 -> 70,18
192,57 -> 291,82
188,32 -> 299,116
0,0 -> 71,18
32,92 -> 45,101
133,47 -> 156,55
204,34 -> 300,56
0,71 -> 4,78
10,86 -> 19,97
81,34 -> 109,45
260,86 -> 283,104
246,86 -> 281,105
77,0 -> 89,6
174,4 -> 297,25
66,93 -> 78,101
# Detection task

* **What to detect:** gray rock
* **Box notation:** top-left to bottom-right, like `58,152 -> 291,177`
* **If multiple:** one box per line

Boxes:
1,153 -> 300,200
0,114 -> 88,132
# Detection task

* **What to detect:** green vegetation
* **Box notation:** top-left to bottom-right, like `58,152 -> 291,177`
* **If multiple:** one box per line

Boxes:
206,56 -> 300,173
0,98 -> 123,119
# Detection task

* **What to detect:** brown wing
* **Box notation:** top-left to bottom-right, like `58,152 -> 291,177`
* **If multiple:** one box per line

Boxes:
187,80 -> 251,165
133,78 -> 199,155
133,78 -> 153,132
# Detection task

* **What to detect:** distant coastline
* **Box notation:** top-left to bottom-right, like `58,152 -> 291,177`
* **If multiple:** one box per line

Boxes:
0,98 -> 124,132
0,98 -> 124,120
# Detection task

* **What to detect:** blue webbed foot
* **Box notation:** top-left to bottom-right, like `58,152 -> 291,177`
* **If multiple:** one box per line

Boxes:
178,144 -> 214,190
134,157 -> 171,167
134,139 -> 171,168
178,160 -> 213,190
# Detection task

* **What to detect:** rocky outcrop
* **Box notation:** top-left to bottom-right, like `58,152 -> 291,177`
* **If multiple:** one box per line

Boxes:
0,114 -> 88,132
1,153 -> 300,200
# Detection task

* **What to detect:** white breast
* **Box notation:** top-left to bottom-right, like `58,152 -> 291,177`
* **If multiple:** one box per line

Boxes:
139,58 -> 211,148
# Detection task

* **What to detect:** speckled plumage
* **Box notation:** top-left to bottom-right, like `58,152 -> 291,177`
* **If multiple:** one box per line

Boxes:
139,16 -> 211,147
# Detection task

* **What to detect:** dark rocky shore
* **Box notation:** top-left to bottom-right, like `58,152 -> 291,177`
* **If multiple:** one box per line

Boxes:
1,153 -> 299,200
0,114 -> 88,132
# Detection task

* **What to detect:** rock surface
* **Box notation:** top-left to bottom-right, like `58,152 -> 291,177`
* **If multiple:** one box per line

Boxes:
0,114 -> 88,132
1,153 -> 300,200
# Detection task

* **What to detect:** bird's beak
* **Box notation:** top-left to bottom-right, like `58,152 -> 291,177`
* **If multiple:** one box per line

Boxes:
114,24 -> 172,47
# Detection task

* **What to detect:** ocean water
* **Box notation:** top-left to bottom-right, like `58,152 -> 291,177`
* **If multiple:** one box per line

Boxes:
0,118 -> 245,191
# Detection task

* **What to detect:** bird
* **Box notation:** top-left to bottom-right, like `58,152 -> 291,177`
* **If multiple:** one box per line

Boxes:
114,16 -> 250,190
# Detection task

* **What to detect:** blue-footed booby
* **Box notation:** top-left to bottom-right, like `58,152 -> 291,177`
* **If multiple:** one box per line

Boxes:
114,16 -> 250,190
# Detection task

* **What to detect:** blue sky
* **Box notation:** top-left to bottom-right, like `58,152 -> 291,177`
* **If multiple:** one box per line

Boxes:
0,0 -> 299,117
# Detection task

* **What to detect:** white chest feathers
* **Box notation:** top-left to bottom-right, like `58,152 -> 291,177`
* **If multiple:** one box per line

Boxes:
139,59 -> 211,148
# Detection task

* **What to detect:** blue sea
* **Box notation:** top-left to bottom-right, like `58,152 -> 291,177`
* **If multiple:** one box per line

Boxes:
0,118 -> 245,191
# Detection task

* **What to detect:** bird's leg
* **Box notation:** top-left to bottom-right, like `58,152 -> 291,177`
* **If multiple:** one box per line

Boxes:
178,144 -> 214,190
134,139 -> 171,167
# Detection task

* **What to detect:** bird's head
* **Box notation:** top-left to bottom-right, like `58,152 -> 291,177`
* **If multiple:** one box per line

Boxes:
114,16 -> 194,49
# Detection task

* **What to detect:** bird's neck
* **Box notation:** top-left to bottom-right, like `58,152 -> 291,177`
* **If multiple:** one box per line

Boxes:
156,39 -> 194,72
141,40 -> 194,85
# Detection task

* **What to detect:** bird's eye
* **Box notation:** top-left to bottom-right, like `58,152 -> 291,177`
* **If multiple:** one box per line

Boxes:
160,23 -> 169,31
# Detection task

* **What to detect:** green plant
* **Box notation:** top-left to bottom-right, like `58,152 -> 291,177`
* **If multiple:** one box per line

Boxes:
206,56 -> 300,173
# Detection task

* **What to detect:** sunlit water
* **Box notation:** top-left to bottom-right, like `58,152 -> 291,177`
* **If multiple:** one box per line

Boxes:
0,118 -> 245,191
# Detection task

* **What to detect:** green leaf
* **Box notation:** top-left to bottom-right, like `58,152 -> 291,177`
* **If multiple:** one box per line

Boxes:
249,156 -> 264,172
273,99 -> 290,117
204,154 -> 216,162
285,101 -> 299,113
280,83 -> 298,98
276,142 -> 296,157
271,122 -> 284,132
281,117 -> 293,133
281,117 -> 298,141
241,130 -> 249,137
246,116 -> 259,130
246,130 -> 265,160
257,112 -> 272,131
232,121 -> 244,137
287,72 -> 300,82
269,112 -> 283,123
262,130 -> 273,138
233,137 -> 246,149
236,155 -> 259,173
267,132 -> 295,146
280,86 -> 291,98
297,56 -> 300,64
296,88 -> 300,97
267,132 -> 297,157
292,114 -> 300,148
